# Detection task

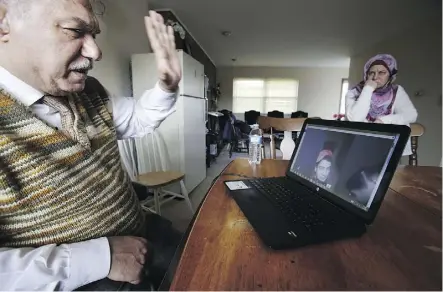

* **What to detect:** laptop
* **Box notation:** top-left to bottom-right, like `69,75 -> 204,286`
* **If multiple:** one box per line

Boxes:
224,118 -> 411,250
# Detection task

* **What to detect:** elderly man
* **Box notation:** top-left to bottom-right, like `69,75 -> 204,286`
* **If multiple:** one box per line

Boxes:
0,0 -> 183,290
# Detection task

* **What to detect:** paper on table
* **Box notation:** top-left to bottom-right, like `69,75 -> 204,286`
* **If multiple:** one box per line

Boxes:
226,181 -> 250,191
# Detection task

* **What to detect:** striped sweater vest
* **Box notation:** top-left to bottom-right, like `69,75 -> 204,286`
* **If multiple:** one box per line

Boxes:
0,84 -> 145,247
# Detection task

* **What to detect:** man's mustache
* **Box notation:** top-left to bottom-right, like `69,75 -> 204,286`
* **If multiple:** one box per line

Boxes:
69,60 -> 93,71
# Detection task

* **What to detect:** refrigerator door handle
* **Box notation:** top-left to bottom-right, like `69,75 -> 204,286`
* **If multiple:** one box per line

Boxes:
204,97 -> 208,124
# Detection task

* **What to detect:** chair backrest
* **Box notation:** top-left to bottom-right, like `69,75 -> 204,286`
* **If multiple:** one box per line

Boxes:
134,131 -> 172,174
267,110 -> 284,118
117,139 -> 138,181
409,123 -> 425,166
244,110 -> 261,125
291,111 -> 308,118
258,116 -> 306,160
410,123 -> 425,137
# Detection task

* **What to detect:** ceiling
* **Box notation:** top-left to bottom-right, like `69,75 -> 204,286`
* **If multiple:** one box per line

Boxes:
148,0 -> 441,67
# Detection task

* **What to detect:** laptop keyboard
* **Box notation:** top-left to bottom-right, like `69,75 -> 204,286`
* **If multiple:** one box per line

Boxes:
248,177 -> 340,233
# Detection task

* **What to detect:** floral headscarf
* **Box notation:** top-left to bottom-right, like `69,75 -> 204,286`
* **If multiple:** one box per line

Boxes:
363,54 -> 398,83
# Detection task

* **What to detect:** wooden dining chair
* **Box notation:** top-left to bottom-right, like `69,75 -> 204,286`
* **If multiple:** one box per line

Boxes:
133,131 -> 194,215
258,116 -> 306,160
267,110 -> 284,118
244,110 -> 261,125
290,111 -> 308,118
409,123 -> 425,166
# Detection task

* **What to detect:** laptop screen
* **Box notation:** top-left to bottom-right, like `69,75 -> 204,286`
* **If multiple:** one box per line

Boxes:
289,124 -> 400,211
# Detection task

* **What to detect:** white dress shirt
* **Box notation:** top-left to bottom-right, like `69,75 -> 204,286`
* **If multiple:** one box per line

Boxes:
345,84 -> 418,156
0,66 -> 177,291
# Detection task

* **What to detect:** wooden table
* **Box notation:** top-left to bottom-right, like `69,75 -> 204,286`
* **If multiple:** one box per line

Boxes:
166,159 -> 442,291
389,165 -> 441,215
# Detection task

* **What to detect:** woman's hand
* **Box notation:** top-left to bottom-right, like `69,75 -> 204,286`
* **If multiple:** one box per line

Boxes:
365,79 -> 378,90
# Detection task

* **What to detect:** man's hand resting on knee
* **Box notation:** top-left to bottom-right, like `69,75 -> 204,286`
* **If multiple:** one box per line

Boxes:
107,236 -> 149,284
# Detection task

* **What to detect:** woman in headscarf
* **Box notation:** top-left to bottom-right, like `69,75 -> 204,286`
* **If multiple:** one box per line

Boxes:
345,54 -> 417,156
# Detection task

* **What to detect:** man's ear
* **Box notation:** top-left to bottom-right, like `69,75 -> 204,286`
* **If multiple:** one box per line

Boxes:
0,4 -> 11,42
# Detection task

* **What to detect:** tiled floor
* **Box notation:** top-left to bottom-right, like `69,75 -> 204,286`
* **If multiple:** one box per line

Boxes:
160,147 -> 248,232
160,144 -> 281,232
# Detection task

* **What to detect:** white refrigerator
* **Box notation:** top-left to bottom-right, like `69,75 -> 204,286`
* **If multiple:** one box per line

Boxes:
131,50 -> 207,193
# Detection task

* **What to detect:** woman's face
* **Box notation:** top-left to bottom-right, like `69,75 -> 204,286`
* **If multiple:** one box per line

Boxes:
367,64 -> 390,88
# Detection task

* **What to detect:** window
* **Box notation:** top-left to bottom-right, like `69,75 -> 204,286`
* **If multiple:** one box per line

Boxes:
233,78 -> 298,114
339,79 -> 349,115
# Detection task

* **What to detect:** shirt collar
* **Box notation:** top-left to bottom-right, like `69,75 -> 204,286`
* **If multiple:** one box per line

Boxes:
0,66 -> 44,106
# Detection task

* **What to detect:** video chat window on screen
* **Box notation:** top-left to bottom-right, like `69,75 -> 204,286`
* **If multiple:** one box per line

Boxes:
290,126 -> 396,208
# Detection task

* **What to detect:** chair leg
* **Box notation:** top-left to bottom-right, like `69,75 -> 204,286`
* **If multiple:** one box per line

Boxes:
409,136 -> 418,166
154,188 -> 161,215
180,180 -> 194,214
139,187 -> 155,213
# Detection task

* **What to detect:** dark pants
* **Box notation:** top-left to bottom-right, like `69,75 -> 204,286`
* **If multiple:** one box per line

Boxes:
76,213 -> 183,291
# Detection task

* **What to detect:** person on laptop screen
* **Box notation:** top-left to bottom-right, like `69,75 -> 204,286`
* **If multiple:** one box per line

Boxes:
311,149 -> 333,188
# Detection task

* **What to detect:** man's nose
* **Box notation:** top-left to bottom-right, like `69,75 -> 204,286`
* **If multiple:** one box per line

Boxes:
82,35 -> 102,61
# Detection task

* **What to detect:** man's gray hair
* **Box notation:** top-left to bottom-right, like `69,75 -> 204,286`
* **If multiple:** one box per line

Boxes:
0,0 -> 33,18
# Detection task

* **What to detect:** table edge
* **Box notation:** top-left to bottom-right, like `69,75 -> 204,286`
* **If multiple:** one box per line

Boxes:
158,160 -> 235,290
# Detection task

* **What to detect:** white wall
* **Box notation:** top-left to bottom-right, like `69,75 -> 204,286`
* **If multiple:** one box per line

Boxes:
348,18 -> 442,166
89,0 -> 151,97
217,66 -> 349,120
